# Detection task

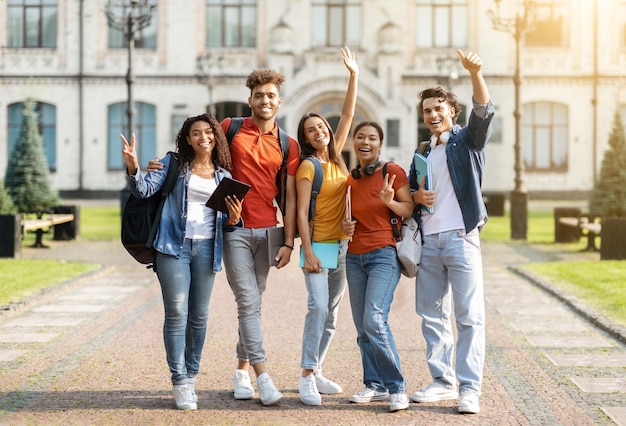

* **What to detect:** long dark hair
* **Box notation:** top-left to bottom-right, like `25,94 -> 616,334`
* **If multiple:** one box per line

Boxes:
175,113 -> 232,172
297,113 -> 348,174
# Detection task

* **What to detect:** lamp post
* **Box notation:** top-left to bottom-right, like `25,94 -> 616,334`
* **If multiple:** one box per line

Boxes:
105,0 -> 155,137
196,53 -> 224,117
488,0 -> 536,240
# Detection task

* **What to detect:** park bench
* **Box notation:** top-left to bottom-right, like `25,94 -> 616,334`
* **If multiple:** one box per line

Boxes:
556,215 -> 601,252
22,213 -> 76,248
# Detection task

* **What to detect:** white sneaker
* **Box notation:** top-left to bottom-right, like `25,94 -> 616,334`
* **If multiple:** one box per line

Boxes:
410,381 -> 459,403
458,390 -> 480,414
172,383 -> 197,411
298,375 -> 322,405
233,369 -> 254,400
189,381 -> 198,403
315,373 -> 342,394
390,392 -> 410,412
257,375 -> 283,406
349,387 -> 389,403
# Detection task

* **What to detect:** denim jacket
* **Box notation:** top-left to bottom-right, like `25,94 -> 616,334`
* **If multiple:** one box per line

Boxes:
127,152 -> 233,273
409,100 -> 495,233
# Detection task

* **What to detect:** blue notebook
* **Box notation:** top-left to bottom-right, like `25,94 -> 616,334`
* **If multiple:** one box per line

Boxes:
413,152 -> 434,213
299,241 -> 340,269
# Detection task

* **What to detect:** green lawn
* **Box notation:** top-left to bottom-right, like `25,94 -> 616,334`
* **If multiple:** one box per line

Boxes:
482,211 -> 625,327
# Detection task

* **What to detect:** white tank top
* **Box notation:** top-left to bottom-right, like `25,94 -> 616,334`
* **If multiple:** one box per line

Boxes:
185,174 -> 217,239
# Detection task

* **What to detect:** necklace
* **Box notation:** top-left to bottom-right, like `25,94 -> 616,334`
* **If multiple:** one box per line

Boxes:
192,161 -> 215,175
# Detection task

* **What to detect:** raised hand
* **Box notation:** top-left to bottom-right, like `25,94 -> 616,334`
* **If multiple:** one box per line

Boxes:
342,46 -> 359,76
457,49 -> 483,74
120,133 -> 139,175
379,173 -> 396,206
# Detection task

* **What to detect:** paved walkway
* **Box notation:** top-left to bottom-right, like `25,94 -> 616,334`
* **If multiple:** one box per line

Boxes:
0,236 -> 624,425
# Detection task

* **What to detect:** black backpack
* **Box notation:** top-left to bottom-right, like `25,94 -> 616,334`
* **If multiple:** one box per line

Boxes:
225,117 -> 291,215
121,152 -> 179,268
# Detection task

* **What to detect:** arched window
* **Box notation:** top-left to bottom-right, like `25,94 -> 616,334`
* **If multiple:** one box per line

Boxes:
8,101 -> 57,170
523,101 -> 568,171
108,102 -> 156,170
213,102 -> 251,123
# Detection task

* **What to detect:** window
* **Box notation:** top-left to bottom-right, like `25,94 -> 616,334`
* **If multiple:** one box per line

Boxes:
214,102 -> 251,123
522,102 -> 568,171
108,0 -> 157,49
7,0 -> 57,48
524,1 -> 568,48
8,101 -> 57,170
415,0 -> 466,48
108,102 -> 156,170
206,0 -> 256,48
386,119 -> 400,147
312,0 -> 361,48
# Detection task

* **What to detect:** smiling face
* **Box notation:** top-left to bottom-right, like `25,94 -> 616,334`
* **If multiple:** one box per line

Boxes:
353,124 -> 382,166
422,96 -> 455,137
303,116 -> 330,153
186,120 -> 215,158
248,83 -> 282,122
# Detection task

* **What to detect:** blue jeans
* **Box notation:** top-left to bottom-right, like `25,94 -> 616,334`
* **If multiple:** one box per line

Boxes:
155,238 -> 216,385
346,246 -> 406,394
301,240 -> 348,371
222,227 -> 271,365
416,228 -> 485,394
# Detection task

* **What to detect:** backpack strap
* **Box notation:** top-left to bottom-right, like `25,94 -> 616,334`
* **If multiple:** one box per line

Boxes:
225,117 -> 244,144
418,140 -> 430,155
146,152 -> 179,248
305,156 -> 323,222
383,162 -> 401,241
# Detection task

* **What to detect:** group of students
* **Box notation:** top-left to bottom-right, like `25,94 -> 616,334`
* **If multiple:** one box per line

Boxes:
121,46 -> 494,415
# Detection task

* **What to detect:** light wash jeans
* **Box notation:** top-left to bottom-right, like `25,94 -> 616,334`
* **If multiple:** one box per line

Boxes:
223,227 -> 271,365
416,228 -> 485,395
301,240 -> 348,371
155,238 -> 216,385
346,245 -> 406,395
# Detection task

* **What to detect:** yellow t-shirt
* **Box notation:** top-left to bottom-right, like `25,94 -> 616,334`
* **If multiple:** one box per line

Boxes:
296,159 -> 349,241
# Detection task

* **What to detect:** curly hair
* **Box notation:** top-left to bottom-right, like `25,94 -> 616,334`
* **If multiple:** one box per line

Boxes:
175,113 -> 233,172
297,113 -> 348,175
245,69 -> 285,92
417,87 -> 462,124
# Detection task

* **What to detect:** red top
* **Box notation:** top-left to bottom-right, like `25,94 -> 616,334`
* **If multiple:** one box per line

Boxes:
221,117 -> 300,228
346,162 -> 409,254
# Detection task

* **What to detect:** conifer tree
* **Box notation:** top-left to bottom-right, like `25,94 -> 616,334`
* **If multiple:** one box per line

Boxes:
0,181 -> 16,214
590,109 -> 626,218
4,99 -> 58,213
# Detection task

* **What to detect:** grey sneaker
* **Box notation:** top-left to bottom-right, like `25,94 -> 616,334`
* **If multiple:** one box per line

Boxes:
172,383 -> 197,411
298,375 -> 321,405
349,387 -> 389,403
458,390 -> 480,414
411,381 -> 459,403
315,373 -> 342,394
390,392 -> 410,412
257,375 -> 282,406
233,369 -> 254,400
189,381 -> 198,403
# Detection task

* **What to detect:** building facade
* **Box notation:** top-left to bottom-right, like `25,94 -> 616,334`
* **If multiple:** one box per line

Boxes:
1,0 -> 625,199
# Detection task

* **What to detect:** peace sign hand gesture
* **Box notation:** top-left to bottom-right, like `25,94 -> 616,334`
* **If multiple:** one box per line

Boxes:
378,172 -> 396,206
120,133 -> 139,175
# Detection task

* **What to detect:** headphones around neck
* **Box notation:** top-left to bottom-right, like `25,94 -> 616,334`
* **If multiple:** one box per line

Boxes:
351,159 -> 381,179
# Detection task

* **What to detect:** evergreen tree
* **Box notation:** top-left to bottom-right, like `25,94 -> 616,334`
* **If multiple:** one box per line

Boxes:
0,181 -> 16,214
590,109 -> 626,218
4,99 -> 59,213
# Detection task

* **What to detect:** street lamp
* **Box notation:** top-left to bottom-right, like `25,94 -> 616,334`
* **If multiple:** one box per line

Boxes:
196,53 -> 224,117
488,0 -> 537,240
105,0 -> 155,137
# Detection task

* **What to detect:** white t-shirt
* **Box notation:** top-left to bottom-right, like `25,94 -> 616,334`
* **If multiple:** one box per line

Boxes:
420,143 -> 465,236
185,174 -> 217,239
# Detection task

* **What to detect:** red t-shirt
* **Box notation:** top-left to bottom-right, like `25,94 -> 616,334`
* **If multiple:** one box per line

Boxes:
221,117 -> 300,228
346,162 -> 409,254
